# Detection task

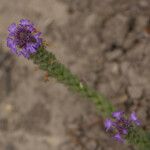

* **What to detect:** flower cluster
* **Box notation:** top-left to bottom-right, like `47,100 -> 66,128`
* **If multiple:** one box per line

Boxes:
7,19 -> 42,58
104,111 -> 141,143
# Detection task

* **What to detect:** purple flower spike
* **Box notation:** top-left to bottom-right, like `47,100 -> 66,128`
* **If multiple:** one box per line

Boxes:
113,133 -> 125,143
130,112 -> 141,126
104,119 -> 113,131
7,19 -> 42,58
112,111 -> 124,120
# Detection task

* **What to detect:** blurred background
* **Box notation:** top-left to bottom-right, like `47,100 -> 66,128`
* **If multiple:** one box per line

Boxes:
0,0 -> 150,149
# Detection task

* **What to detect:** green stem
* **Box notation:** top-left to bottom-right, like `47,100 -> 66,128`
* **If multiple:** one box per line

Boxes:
31,46 -> 114,117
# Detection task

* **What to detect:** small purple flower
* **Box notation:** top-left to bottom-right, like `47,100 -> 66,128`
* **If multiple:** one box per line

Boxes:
113,133 -> 125,143
130,112 -> 141,126
7,19 -> 42,58
112,111 -> 124,120
104,119 -> 113,131
104,110 -> 141,143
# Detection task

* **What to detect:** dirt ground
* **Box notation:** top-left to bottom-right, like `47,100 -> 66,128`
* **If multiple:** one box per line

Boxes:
0,0 -> 150,150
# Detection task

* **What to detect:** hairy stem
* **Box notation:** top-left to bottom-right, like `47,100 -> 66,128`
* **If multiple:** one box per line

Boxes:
31,46 -> 114,117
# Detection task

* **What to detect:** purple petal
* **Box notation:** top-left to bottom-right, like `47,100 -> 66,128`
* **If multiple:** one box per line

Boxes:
35,39 -> 42,48
113,133 -> 125,143
8,23 -> 17,35
122,129 -> 128,135
20,19 -> 31,26
26,44 -> 37,53
135,120 -> 141,126
20,19 -> 35,32
33,34 -> 42,48
112,111 -> 124,120
7,38 -> 17,53
20,49 -> 30,58
130,112 -> 137,120
34,32 -> 42,38
130,112 -> 141,126
28,26 -> 35,32
104,119 -> 113,131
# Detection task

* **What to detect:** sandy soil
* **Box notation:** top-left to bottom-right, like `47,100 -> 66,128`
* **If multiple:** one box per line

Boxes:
0,0 -> 150,150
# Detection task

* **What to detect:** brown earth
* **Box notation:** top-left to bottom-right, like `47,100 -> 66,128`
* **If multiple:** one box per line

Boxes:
0,0 -> 150,150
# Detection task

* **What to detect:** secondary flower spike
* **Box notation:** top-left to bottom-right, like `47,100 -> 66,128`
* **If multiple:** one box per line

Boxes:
104,111 -> 141,143
7,19 -> 42,58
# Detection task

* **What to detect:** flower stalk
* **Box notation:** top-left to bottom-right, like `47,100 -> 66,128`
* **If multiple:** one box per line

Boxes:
31,46 -> 115,117
7,19 -> 150,150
